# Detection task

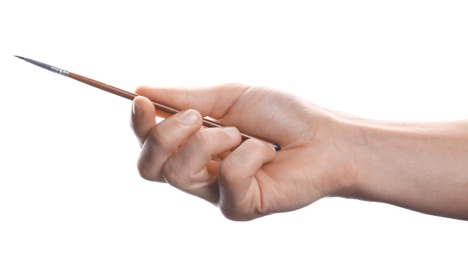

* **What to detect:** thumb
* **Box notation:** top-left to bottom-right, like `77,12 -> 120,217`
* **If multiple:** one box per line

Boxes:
135,83 -> 249,119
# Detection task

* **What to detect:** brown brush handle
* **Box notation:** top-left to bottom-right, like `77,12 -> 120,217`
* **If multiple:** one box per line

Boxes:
67,72 -> 265,143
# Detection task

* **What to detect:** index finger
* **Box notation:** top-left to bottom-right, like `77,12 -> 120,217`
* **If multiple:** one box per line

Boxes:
135,83 -> 249,119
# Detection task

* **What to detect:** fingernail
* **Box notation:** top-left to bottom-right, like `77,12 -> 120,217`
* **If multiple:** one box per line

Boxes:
224,127 -> 240,139
132,100 -> 144,118
179,109 -> 198,125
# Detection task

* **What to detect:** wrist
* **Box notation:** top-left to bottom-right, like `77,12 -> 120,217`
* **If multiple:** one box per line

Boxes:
317,111 -> 416,199
325,115 -> 415,200
330,115 -> 468,219
307,109 -> 368,199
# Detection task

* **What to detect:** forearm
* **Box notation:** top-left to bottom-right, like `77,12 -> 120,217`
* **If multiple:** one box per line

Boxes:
344,118 -> 468,220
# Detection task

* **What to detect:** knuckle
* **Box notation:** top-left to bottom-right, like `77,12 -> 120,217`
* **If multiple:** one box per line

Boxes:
137,159 -> 154,181
192,130 -> 212,147
219,157 -> 238,180
220,210 -> 242,221
147,126 -> 165,146
162,160 -> 185,187
145,126 -> 176,153
220,206 -> 255,222
137,158 -> 163,182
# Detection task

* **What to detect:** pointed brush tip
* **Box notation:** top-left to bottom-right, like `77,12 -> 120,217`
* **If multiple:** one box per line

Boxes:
14,55 -> 25,60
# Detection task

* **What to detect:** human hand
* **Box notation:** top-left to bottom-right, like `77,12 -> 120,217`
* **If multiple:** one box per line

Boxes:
131,83 -> 356,221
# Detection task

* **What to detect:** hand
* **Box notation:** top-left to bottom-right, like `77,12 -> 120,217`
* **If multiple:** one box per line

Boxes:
130,83 -> 355,221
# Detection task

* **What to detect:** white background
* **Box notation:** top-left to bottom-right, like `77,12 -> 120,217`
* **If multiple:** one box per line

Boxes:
1,1 -> 467,259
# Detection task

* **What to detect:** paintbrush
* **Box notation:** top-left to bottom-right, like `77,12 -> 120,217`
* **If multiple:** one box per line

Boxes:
14,56 -> 281,151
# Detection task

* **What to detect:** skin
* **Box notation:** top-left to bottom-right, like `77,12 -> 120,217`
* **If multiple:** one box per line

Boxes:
130,83 -> 468,221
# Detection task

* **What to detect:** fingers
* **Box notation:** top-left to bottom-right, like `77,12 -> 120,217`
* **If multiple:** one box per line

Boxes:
137,108 -> 203,182
162,127 -> 242,191
137,108 -> 242,192
132,84 -> 278,209
218,139 -> 277,220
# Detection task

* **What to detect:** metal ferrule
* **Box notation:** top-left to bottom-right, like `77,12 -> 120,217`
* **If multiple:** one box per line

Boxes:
50,66 -> 69,76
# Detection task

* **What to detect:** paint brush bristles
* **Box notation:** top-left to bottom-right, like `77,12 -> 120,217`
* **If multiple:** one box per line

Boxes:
14,56 -> 281,151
